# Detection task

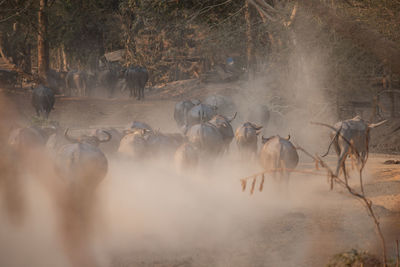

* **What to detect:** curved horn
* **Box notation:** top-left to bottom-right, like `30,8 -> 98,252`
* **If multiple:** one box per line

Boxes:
98,130 -> 112,143
368,120 -> 387,128
311,121 -> 341,157
64,128 -> 78,143
228,112 -> 237,123
285,135 -> 290,141
310,121 -> 336,132
254,124 -> 263,131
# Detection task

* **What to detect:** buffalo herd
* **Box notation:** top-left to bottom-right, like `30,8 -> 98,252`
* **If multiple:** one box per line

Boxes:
36,64 -> 148,101
30,65 -> 148,119
18,92 -> 388,206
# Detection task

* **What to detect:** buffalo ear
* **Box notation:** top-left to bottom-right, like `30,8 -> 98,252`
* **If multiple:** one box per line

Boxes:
261,135 -> 270,144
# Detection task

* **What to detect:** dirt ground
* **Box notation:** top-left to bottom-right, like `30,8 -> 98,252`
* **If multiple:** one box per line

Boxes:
2,86 -> 400,267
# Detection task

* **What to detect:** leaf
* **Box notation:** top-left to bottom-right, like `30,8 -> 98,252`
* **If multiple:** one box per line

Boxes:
250,176 -> 256,195
259,173 -> 264,192
241,179 -> 247,192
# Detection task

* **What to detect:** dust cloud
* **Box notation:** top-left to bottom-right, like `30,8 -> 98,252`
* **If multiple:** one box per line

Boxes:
0,15 -> 391,267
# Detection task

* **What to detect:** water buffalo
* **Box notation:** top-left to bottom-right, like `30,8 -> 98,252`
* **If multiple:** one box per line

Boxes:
56,129 -> 111,186
55,129 -> 111,266
0,69 -> 18,89
313,116 -> 386,191
118,129 -> 149,159
119,126 -> 184,158
65,70 -> 87,96
186,123 -> 224,156
259,135 -> 299,187
209,113 -> 237,152
125,66 -> 148,100
97,68 -> 118,98
186,104 -> 217,127
31,85 -> 55,119
125,121 -> 153,134
46,131 -> 69,154
174,99 -> 200,129
147,132 -> 185,156
91,128 -> 123,155
235,122 -> 263,157
203,94 -> 236,116
46,69 -> 67,94
174,142 -> 198,171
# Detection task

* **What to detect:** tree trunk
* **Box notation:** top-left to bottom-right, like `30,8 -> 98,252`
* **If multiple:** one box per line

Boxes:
383,66 -> 394,117
38,0 -> 49,83
61,45 -> 68,71
245,0 -> 254,73
299,0 -> 400,75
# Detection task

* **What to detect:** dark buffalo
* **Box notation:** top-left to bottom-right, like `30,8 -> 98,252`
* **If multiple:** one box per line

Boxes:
56,129 -> 111,184
235,122 -> 263,158
46,69 -> 67,94
186,104 -> 217,128
125,121 -> 153,134
119,128 -> 184,158
65,70 -> 87,96
209,113 -> 236,152
46,130 -> 69,154
55,129 -> 111,265
118,129 -> 149,159
203,94 -> 236,116
0,69 -> 18,89
91,127 -> 123,155
146,131 -> 185,156
313,116 -> 386,191
125,66 -> 148,100
186,122 -> 224,156
31,85 -> 55,119
97,68 -> 118,98
174,142 -> 198,171
174,99 -> 200,129
259,135 -> 299,188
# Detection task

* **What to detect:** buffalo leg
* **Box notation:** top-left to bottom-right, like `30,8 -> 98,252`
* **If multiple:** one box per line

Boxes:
335,143 -> 349,181
281,160 -> 290,194
342,160 -> 348,184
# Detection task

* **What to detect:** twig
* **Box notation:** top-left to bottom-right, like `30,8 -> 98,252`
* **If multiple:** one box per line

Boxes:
295,145 -> 387,266
396,239 -> 399,267
241,168 -> 325,182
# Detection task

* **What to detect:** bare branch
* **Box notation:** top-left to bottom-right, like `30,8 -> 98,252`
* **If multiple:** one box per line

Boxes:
0,0 -> 33,23
248,0 -> 277,22
283,2 -> 298,27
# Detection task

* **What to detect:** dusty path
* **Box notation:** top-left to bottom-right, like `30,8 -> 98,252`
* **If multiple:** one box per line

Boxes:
2,90 -> 400,267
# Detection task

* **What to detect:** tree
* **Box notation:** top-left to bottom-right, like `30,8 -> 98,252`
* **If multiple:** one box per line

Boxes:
37,0 -> 49,82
